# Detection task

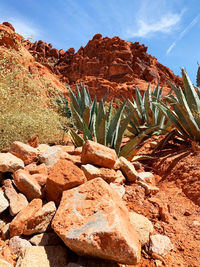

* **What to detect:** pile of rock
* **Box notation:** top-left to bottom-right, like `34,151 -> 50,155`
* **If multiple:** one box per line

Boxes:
0,140 -> 173,266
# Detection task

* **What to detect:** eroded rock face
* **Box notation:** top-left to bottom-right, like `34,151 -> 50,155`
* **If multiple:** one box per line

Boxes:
81,141 -> 118,169
45,159 -> 86,204
52,178 -> 141,265
24,32 -> 182,102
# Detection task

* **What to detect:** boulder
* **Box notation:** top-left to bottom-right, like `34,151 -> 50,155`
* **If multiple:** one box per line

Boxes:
0,153 -> 24,173
0,189 -> 9,214
45,159 -> 86,204
110,183 -> 125,198
23,201 -> 56,235
1,223 -> 10,240
10,141 -> 39,165
81,141 -> 118,169
9,199 -> 42,237
129,212 -> 154,246
38,146 -> 61,168
3,179 -> 28,216
52,178 -> 141,265
138,172 -> 155,185
9,236 -> 32,256
149,234 -> 173,256
137,181 -> 159,195
25,163 -> 48,176
119,157 -> 138,182
16,246 -> 68,267
13,169 -> 42,201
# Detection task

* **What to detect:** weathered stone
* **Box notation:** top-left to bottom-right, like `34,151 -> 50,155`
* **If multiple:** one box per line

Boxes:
113,170 -> 126,184
119,157 -> 138,182
52,178 -> 141,265
0,219 -> 6,231
38,146 -> 61,168
0,189 -> 9,214
0,259 -> 13,267
25,163 -> 48,176
0,153 -> 24,173
62,152 -> 81,166
13,169 -> 42,201
9,199 -> 42,237
3,179 -> 28,216
110,183 -> 125,198
137,181 -> 159,195
9,236 -> 32,256
45,159 -> 86,204
31,174 -> 48,186
10,141 -> 39,165
129,212 -> 154,246
16,246 -> 68,267
24,201 -> 56,235
81,140 -> 118,169
29,232 -> 61,246
73,147 -> 82,155
36,144 -> 50,153
149,234 -> 173,256
81,164 -> 122,183
138,172 -> 155,185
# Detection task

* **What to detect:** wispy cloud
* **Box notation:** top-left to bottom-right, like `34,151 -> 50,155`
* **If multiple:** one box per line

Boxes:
166,14 -> 200,54
124,0 -> 185,39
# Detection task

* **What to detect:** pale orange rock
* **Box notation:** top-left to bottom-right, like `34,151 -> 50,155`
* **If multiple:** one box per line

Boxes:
31,174 -> 47,186
13,169 -> 42,201
81,140 -> 118,168
10,141 -> 39,165
52,178 -> 141,265
45,159 -> 86,204
3,179 -> 28,216
61,152 -> 81,166
119,156 -> 138,182
0,152 -> 24,173
38,146 -> 61,168
9,199 -> 42,237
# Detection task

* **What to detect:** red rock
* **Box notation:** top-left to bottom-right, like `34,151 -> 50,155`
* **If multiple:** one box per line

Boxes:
0,153 -> 24,173
52,178 -> 141,264
81,140 -> 118,169
119,157 -> 138,182
10,141 -> 39,165
45,159 -> 86,204
9,199 -> 42,237
13,169 -> 42,201
24,201 -> 56,235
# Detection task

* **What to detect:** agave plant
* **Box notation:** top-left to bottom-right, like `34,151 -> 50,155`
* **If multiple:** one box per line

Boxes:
125,84 -> 170,136
153,68 -> 200,141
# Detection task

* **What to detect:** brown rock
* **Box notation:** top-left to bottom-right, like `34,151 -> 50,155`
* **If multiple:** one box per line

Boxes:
24,201 -> 56,235
0,189 -> 9,214
9,199 -> 42,237
10,141 -> 39,165
32,174 -> 47,186
81,140 -> 118,168
13,169 -> 42,201
52,178 -> 141,265
45,159 -> 86,204
119,157 -> 138,182
27,136 -> 39,148
3,179 -> 29,216
61,152 -> 81,166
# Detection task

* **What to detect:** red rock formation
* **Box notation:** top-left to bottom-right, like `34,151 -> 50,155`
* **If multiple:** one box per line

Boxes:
1,21 -> 182,100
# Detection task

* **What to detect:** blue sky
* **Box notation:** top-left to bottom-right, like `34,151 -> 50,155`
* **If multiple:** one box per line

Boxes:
1,0 -> 200,83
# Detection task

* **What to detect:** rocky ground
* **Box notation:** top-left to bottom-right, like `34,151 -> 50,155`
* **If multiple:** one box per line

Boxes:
0,138 -> 199,267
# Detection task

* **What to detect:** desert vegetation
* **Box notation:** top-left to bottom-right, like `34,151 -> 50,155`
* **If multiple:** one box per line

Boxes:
0,48 -> 70,150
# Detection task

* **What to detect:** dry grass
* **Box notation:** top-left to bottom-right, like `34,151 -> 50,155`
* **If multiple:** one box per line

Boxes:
0,48 -> 70,150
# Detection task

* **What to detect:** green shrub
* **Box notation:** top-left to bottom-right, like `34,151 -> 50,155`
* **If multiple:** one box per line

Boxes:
0,49 -> 69,150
